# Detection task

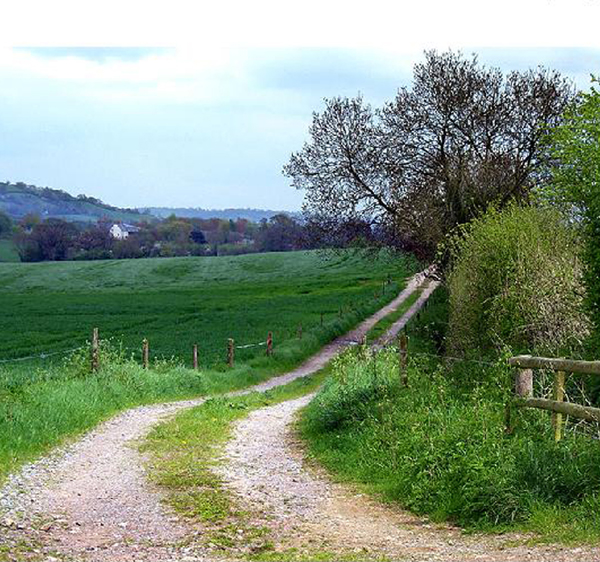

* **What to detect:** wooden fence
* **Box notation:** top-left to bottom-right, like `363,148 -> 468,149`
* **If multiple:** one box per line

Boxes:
508,354 -> 600,441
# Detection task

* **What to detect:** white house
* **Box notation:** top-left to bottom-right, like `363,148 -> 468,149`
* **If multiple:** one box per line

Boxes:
109,223 -> 140,240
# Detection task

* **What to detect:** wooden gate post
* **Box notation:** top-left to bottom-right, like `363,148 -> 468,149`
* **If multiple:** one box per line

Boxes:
399,332 -> 408,387
552,370 -> 566,442
228,338 -> 235,368
192,344 -> 198,370
515,368 -> 533,398
91,327 -> 99,373
142,338 -> 149,369
266,332 -> 273,356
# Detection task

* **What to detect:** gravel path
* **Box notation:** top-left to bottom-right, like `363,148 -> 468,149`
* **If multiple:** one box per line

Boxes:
0,270 -> 429,561
217,394 -> 600,561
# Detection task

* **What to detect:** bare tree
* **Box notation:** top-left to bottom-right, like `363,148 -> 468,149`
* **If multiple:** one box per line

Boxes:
284,51 -> 575,257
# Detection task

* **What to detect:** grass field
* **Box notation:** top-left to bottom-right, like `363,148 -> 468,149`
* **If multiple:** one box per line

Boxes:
0,250 -> 416,365
0,239 -> 19,263
0,249 -> 418,482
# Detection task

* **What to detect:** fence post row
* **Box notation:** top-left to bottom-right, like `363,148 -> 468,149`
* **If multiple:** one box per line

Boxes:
91,327 -> 99,373
192,344 -> 198,370
399,332 -> 408,387
142,339 -> 149,369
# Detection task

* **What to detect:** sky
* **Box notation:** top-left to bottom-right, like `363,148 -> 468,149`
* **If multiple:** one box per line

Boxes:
0,1 -> 599,211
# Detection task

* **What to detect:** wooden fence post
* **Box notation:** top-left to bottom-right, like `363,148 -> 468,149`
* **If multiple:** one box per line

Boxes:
192,344 -> 198,370
515,368 -> 533,398
91,327 -> 99,373
228,339 -> 235,368
298,324 -> 303,340
552,370 -> 566,442
399,332 -> 408,387
142,338 -> 149,369
320,312 -> 324,326
266,332 -> 273,356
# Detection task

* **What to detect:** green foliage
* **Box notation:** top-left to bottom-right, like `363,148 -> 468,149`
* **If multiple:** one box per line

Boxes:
301,347 -> 600,533
446,205 -> 588,356
0,239 -> 19,262
0,211 -> 11,237
541,77 -> 600,342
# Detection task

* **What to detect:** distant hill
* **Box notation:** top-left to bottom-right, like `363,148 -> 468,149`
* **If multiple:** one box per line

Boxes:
0,182 -> 153,223
142,207 -> 301,222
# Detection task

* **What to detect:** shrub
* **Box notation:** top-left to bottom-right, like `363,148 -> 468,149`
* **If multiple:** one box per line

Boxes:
446,205 -> 589,357
301,348 -> 600,528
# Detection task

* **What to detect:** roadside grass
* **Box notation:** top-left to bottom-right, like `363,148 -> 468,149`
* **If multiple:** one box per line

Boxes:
364,287 -> 423,344
300,289 -> 600,546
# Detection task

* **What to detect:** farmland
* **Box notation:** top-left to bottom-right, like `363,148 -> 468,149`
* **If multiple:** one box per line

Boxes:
0,250 -> 416,366
0,249 -> 417,480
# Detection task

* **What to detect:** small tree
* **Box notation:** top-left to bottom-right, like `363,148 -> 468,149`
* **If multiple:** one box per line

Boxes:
0,211 -> 12,237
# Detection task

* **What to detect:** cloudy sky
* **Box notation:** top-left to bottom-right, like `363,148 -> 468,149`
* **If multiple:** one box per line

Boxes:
0,1 -> 599,211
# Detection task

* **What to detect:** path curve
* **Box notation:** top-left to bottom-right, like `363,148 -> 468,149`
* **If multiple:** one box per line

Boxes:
217,388 -> 600,561
216,275 -> 600,562
0,269 -> 430,561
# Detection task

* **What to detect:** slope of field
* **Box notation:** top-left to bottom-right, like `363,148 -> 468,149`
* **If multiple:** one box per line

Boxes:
0,250 -> 417,366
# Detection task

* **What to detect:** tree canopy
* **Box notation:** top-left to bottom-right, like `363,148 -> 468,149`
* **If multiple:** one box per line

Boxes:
284,50 -> 575,257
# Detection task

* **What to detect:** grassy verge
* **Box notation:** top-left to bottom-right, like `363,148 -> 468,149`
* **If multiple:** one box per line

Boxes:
300,288 -> 600,546
364,287 -> 422,344
141,366 -> 373,560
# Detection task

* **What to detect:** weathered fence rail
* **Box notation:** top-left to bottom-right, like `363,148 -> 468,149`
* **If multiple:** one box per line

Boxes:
508,354 -> 600,441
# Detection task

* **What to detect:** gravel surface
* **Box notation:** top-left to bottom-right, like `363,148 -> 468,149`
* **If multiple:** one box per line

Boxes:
217,392 -> 600,561
0,270 -> 429,561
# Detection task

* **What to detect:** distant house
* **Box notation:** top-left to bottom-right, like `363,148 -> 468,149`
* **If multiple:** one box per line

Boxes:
109,223 -> 140,240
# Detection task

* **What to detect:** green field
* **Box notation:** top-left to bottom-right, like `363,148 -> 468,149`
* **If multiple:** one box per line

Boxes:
0,239 -> 19,263
0,250 -> 416,366
0,250 -> 417,482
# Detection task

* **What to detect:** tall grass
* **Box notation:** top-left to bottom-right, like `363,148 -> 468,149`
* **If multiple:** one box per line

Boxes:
300,293 -> 600,543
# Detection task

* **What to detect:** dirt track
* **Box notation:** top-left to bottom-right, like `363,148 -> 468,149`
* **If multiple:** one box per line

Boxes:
0,270 -> 430,561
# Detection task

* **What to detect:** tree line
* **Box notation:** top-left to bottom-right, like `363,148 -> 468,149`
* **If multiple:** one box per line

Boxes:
0,212 -> 315,262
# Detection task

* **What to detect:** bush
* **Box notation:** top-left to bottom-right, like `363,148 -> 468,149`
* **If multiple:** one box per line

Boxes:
301,348 -> 600,528
446,205 -> 589,357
